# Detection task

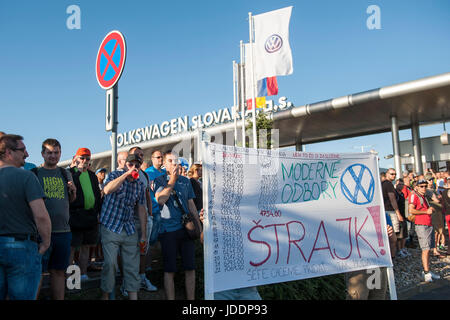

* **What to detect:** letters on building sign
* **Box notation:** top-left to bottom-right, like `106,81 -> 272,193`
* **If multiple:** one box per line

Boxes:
112,97 -> 293,148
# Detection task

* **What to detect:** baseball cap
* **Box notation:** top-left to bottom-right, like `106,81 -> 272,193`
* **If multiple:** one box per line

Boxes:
126,154 -> 143,164
417,179 -> 427,185
76,148 -> 91,157
95,168 -> 107,175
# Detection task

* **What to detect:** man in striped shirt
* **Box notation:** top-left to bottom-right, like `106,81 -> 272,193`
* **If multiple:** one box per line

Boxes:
99,154 -> 148,300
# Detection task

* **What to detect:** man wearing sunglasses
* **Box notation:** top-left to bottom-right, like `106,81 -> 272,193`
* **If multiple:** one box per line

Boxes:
145,150 -> 166,256
68,148 -> 102,284
100,154 -> 147,300
409,179 -> 440,282
381,168 -> 403,257
0,134 -> 51,300
146,150 -> 166,180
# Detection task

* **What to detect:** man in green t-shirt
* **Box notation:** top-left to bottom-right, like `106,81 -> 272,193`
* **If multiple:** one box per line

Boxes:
69,148 -> 103,282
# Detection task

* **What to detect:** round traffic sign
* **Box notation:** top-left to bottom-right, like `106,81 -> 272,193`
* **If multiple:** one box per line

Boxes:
95,30 -> 126,90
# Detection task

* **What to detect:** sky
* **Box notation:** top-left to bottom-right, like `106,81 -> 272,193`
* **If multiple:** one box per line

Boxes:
1,0 -> 450,169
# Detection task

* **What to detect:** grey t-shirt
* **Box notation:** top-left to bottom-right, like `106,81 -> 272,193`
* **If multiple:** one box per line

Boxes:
36,167 -> 72,233
0,166 -> 45,235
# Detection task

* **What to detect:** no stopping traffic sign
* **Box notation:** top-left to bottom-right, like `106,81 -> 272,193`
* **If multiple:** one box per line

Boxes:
95,30 -> 126,90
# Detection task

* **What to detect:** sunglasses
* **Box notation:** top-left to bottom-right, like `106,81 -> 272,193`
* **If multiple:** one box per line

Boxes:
153,156 -> 162,159
418,185 -> 427,188
12,147 -> 26,153
127,162 -> 141,168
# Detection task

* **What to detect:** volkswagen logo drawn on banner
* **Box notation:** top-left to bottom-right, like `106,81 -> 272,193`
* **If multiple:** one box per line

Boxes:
340,164 -> 375,205
265,34 -> 283,53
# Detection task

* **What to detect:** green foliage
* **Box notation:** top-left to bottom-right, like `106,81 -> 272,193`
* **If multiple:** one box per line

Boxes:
245,111 -> 274,149
257,274 -> 345,300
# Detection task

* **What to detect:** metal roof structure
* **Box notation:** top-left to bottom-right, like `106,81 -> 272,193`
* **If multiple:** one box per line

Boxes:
273,72 -> 450,147
59,71 -> 450,171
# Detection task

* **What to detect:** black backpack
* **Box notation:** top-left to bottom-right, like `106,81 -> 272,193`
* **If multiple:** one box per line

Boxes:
31,166 -> 70,183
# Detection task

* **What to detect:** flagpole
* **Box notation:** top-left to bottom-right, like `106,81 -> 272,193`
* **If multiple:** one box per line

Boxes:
233,60 -> 238,146
248,12 -> 257,149
240,41 -> 245,147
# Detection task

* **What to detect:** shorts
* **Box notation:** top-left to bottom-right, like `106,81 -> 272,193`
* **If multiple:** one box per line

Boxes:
415,225 -> 435,251
71,226 -> 99,247
42,232 -> 72,272
396,220 -> 408,239
387,211 -> 400,233
158,228 -> 195,273
431,210 -> 444,232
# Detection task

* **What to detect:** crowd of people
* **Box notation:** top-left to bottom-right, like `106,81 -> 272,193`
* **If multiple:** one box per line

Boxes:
0,133 -> 205,300
345,167 -> 450,300
1,132 -> 449,301
381,168 -> 450,283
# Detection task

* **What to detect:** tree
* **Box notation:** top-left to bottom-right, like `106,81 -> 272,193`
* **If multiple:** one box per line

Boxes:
246,111 -> 274,149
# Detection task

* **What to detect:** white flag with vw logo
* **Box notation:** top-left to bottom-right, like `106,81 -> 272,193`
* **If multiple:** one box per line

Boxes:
253,6 -> 293,81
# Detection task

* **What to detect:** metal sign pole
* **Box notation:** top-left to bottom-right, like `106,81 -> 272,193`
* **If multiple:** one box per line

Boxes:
106,84 -> 118,171
200,130 -> 214,300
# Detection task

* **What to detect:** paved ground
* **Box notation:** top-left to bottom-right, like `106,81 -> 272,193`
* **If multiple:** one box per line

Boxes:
38,241 -> 450,300
40,268 -> 450,300
38,244 -> 181,300
397,277 -> 450,300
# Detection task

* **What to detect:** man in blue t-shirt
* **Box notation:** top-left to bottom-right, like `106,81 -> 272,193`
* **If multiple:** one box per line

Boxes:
145,150 -> 166,181
145,150 -> 166,244
154,151 -> 197,300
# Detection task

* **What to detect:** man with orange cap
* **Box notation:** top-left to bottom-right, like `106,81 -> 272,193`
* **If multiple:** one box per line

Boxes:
68,147 -> 103,283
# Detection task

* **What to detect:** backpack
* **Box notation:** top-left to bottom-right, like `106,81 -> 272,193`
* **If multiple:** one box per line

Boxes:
31,166 -> 69,184
408,191 -> 429,223
394,188 -> 405,214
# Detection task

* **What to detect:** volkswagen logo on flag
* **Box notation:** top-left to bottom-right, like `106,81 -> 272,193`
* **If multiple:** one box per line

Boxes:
264,34 -> 283,53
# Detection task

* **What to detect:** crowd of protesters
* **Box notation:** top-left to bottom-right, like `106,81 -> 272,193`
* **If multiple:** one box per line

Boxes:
1,132 -> 450,301
345,167 -> 450,300
382,168 -> 450,283
0,133 -> 204,300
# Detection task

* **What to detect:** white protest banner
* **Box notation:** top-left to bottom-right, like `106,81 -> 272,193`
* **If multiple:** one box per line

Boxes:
203,143 -> 392,294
